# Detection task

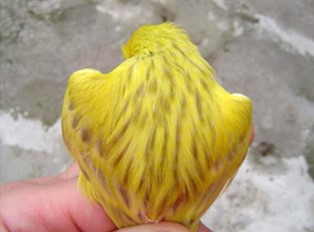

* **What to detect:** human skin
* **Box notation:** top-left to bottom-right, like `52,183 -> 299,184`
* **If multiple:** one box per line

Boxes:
0,163 -> 212,232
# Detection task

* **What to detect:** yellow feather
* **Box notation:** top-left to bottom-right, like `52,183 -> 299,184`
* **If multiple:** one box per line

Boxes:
61,22 -> 252,232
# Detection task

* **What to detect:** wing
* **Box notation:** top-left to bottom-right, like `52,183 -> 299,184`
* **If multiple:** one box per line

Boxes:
61,58 -> 168,227
61,66 -> 125,202
161,89 -> 251,224
197,90 -> 253,219
62,68 -> 114,161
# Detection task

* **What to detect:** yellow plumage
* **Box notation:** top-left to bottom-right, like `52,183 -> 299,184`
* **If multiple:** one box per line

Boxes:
61,23 -> 252,232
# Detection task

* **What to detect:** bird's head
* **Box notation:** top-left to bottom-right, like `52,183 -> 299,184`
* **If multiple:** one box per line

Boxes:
122,22 -> 197,59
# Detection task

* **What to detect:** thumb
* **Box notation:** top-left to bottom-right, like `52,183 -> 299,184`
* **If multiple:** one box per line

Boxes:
114,222 -> 190,232
113,221 -> 213,232
198,222 -> 213,232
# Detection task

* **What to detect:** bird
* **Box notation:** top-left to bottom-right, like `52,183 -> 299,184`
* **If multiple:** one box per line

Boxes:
61,22 -> 253,232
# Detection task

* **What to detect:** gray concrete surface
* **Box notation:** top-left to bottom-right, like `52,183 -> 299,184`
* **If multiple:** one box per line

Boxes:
1,0 -> 314,231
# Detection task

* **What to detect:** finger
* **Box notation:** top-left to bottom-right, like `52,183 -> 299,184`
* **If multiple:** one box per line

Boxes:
1,176 -> 57,192
58,178 -> 116,232
1,163 -> 80,188
57,162 -> 79,179
114,222 -> 190,232
198,222 -> 213,232
0,176 -> 116,232
0,181 -> 25,194
24,162 -> 79,184
249,126 -> 255,145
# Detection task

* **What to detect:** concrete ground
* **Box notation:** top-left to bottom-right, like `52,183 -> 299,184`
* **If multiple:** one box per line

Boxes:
1,0 -> 314,231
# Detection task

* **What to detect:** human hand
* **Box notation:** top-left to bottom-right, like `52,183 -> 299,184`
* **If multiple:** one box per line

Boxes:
0,163 -> 212,232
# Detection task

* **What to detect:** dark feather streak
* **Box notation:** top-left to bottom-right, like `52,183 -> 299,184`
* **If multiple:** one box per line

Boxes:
81,128 -> 91,143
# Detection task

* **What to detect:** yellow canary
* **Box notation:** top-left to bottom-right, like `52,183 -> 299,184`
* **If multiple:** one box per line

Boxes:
61,22 -> 253,232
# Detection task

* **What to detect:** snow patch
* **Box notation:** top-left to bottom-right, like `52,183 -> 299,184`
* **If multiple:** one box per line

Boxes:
256,14 -> 314,57
203,156 -> 314,231
0,111 -> 62,153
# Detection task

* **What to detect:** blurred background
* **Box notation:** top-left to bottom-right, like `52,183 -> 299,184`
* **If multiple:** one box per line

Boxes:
0,0 -> 314,231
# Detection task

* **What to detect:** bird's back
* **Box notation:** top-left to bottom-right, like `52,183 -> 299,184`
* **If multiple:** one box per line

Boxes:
61,23 -> 253,232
